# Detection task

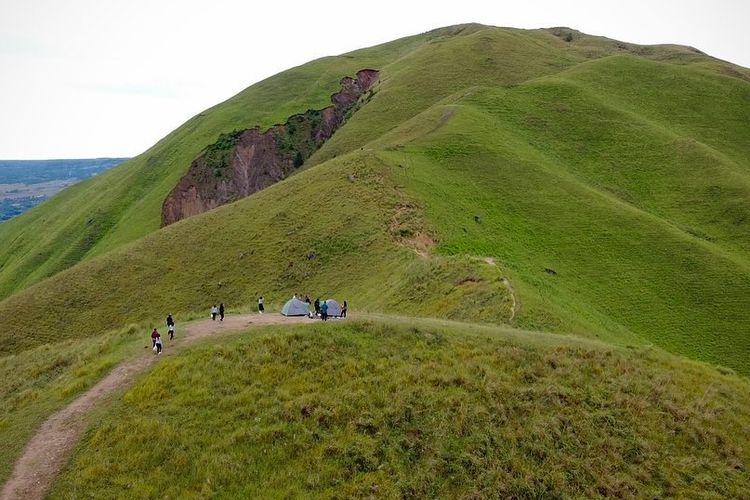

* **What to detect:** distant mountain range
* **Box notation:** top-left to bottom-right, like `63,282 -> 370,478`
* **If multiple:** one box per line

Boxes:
0,158 -> 128,221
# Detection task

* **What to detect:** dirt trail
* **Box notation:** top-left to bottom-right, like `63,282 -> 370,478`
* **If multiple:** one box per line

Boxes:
1,313 -> 307,500
479,257 -> 519,322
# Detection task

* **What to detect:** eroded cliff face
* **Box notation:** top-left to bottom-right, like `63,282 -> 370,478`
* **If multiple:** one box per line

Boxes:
161,69 -> 379,226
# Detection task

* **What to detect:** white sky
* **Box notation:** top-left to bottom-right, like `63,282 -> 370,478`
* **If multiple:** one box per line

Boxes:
1,0 -> 748,159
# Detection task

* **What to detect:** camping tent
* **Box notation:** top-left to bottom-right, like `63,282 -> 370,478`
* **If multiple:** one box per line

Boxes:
281,298 -> 309,316
324,299 -> 342,317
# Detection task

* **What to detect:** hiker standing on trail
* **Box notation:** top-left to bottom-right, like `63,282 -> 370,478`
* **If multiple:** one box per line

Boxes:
151,328 -> 159,348
219,303 -> 225,321
258,296 -> 264,314
342,301 -> 348,318
314,298 -> 320,316
211,304 -> 218,321
166,313 -> 175,340
320,300 -> 329,321
154,330 -> 162,355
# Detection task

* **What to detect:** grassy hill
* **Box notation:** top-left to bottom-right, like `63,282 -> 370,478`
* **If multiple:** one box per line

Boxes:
1,24 -> 744,301
1,23 -> 749,496
51,320 -> 750,498
0,24 -> 748,374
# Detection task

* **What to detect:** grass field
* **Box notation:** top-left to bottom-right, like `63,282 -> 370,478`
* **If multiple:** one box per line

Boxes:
51,319 -> 750,498
0,324 -> 145,483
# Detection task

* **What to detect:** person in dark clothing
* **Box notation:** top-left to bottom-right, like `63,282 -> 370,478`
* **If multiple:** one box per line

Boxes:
166,313 -> 175,340
341,301 -> 348,318
151,328 -> 159,348
219,303 -> 225,321
304,295 -> 311,304
320,300 -> 329,321
258,296 -> 264,314
314,298 -> 320,316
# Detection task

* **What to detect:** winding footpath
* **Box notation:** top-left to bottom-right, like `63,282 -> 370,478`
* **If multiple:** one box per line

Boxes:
1,313 -> 307,500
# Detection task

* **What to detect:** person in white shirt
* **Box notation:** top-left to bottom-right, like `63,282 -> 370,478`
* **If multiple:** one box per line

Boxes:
154,331 -> 162,355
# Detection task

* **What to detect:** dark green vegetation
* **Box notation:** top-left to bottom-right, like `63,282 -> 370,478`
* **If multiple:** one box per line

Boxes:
52,321 -> 750,498
202,130 -> 244,173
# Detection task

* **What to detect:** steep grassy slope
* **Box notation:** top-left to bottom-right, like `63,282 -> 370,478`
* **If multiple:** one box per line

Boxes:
367,56 -> 750,370
52,320 -> 750,498
0,25 -> 437,301
1,25 -> 749,497
0,24 -> 737,301
0,151 -> 513,354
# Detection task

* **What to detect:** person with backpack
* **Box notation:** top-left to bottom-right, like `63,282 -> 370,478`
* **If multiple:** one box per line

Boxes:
211,304 -> 218,321
219,303 -> 225,321
258,296 -> 264,314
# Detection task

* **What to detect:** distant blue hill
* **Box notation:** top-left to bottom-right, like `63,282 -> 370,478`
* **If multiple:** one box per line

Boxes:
0,158 -> 128,221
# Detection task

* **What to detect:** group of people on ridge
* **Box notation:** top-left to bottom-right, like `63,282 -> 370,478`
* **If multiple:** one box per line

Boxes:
149,293 -> 347,355
150,313 -> 176,355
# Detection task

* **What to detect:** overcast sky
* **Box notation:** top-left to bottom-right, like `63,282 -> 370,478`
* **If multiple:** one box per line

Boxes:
1,0 -> 748,159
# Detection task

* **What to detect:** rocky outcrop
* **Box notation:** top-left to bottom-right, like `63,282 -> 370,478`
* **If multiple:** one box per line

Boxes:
161,69 -> 379,226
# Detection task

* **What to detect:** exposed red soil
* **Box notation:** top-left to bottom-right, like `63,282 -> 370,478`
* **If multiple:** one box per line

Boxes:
161,69 -> 379,226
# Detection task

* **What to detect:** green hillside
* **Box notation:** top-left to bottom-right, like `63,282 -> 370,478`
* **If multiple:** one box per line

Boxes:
0,25 -> 432,301
0,24 -> 748,374
1,23 -> 749,497
0,24 -> 740,301
52,320 -> 750,498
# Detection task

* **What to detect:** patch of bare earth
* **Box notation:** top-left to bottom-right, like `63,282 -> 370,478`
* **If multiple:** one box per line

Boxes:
388,201 -> 436,257
1,313 -> 307,500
